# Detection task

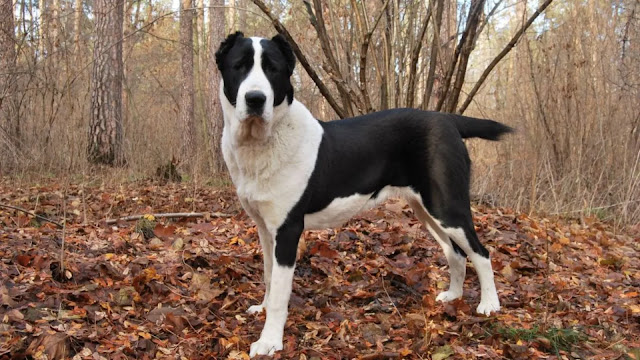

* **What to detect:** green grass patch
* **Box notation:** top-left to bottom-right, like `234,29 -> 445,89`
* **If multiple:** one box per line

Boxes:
493,324 -> 586,354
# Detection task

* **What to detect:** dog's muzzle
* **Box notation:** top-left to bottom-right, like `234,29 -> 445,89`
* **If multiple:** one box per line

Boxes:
245,91 -> 266,116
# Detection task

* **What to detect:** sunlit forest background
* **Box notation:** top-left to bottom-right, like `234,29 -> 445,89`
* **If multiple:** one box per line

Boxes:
0,0 -> 639,225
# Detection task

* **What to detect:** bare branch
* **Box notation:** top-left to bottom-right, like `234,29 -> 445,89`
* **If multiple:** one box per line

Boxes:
356,0 -> 390,112
458,0 -> 554,114
407,2 -> 432,108
304,0 -> 357,116
435,0 -> 485,111
104,212 -> 231,225
423,0 -> 444,109
443,0 -> 485,113
0,204 -> 64,228
252,0 -> 347,118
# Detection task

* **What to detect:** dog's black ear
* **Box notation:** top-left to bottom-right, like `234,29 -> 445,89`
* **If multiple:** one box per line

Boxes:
271,34 -> 296,76
215,31 -> 244,71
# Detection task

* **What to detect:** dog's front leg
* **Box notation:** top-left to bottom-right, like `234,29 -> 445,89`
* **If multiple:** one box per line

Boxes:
250,220 -> 302,357
247,225 -> 273,314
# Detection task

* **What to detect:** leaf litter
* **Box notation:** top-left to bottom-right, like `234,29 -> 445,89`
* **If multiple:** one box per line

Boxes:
0,180 -> 638,359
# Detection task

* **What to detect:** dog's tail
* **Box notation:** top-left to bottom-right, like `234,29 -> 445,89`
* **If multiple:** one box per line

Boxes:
451,114 -> 514,141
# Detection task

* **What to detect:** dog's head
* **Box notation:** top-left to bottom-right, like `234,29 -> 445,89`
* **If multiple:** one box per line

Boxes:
215,32 -> 296,143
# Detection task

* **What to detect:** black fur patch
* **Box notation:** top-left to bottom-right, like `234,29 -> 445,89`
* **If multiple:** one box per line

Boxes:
274,109 -> 503,266
260,37 -> 295,106
216,32 -> 254,106
216,33 -> 295,107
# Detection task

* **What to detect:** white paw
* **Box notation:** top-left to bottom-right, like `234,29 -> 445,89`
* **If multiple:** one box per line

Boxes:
436,290 -> 463,302
476,296 -> 501,316
247,304 -> 265,314
249,338 -> 283,357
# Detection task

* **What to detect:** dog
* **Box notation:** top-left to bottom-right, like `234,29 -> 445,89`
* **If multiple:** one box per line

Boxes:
215,32 -> 512,357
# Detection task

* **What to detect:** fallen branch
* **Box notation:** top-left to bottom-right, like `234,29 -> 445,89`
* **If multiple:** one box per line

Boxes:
104,212 -> 231,225
0,204 -> 64,228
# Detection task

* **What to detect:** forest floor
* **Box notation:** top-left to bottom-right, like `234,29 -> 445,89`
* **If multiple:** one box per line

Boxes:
0,178 -> 639,360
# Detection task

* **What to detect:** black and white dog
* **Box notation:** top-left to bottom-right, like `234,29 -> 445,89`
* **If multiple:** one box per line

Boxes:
215,32 -> 512,357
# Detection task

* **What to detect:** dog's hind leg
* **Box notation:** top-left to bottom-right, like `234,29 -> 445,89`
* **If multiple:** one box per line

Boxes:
441,219 -> 500,316
250,218 -> 303,357
409,199 -> 466,302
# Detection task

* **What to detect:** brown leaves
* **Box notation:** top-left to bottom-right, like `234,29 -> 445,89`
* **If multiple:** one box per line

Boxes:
190,272 -> 224,301
0,180 -> 639,358
309,241 -> 339,259
26,333 -> 69,360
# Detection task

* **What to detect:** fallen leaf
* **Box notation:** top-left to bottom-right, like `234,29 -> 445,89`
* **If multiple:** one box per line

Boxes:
432,345 -> 454,360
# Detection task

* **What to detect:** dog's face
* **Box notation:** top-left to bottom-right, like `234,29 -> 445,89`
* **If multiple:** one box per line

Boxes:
215,32 -> 296,143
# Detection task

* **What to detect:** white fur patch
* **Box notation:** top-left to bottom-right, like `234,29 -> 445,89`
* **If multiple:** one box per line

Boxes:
236,39 -> 274,123
221,97 -> 323,235
250,261 -> 295,357
304,186 -> 416,230
440,226 -> 500,315
409,198 -> 499,313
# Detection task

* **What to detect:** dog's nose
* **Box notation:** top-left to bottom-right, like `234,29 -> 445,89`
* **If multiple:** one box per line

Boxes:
245,91 -> 266,112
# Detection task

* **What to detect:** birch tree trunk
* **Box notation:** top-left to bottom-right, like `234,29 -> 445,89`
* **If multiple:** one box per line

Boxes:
88,0 -> 125,166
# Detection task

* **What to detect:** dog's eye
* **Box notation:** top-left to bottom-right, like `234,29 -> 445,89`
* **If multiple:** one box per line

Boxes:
233,61 -> 247,70
263,60 -> 276,73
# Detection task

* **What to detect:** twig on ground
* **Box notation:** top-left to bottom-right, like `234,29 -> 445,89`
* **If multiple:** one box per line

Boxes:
381,275 -> 405,323
104,212 -> 232,225
0,204 -> 64,228
61,185 -> 67,277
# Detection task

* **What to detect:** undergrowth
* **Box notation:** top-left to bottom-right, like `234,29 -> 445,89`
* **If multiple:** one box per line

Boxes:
492,324 -> 586,355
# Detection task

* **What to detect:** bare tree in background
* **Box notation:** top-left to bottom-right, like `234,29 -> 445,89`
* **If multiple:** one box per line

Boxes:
123,0 -> 142,136
179,0 -> 196,165
88,0 -> 125,166
73,0 -> 84,61
0,0 -> 636,224
1,0 -> 20,160
207,0 -> 225,174
37,0 -> 45,57
254,0 -> 552,117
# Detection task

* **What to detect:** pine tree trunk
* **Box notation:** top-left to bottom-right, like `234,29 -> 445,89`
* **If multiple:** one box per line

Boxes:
207,0 -> 225,175
179,0 -> 196,165
88,0 -> 125,166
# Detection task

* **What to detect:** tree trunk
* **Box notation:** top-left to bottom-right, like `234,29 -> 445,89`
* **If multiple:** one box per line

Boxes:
423,0 -> 444,109
38,0 -> 45,57
195,0 -> 207,151
207,0 -> 225,175
122,0 -> 138,143
73,0 -> 83,61
51,0 -> 60,56
88,0 -> 125,166
443,0 -> 485,113
0,0 -> 19,149
228,0 -> 236,31
179,0 -> 196,165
